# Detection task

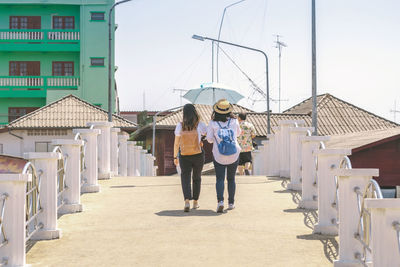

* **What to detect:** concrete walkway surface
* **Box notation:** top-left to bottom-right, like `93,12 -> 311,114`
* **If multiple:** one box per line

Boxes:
27,176 -> 337,266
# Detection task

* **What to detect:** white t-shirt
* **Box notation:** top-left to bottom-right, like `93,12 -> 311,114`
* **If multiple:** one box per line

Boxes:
206,118 -> 241,165
174,122 -> 207,143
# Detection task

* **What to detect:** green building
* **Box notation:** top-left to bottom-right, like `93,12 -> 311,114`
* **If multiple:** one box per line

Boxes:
0,0 -> 116,124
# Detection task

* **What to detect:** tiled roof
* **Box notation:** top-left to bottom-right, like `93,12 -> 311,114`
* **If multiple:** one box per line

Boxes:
7,95 -> 137,129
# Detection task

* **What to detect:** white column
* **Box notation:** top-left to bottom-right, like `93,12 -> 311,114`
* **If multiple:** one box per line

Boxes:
146,154 -> 155,176
260,140 -> 269,175
88,121 -> 113,180
333,169 -> 379,267
0,173 -> 31,267
23,152 -> 62,240
118,132 -> 129,176
266,133 -> 279,177
52,139 -> 84,214
140,149 -> 147,176
73,128 -> 101,193
277,120 -> 305,178
298,136 -> 330,210
287,127 -> 314,190
365,198 -> 400,267
313,149 -> 352,235
127,141 -> 135,176
134,146 -> 141,176
252,149 -> 262,175
110,128 -> 120,176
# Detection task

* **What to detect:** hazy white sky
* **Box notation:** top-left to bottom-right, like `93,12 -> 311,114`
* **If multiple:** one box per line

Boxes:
114,0 -> 400,122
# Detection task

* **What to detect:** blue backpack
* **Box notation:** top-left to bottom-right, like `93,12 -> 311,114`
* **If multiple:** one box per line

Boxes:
215,119 -> 237,156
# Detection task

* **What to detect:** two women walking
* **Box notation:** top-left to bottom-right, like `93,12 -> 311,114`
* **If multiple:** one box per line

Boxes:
173,99 -> 241,213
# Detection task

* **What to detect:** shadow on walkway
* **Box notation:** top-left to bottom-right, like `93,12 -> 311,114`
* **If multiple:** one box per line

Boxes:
155,209 -> 223,217
297,234 -> 338,263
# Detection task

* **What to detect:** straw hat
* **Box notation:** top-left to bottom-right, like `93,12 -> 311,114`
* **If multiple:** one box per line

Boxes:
213,99 -> 233,114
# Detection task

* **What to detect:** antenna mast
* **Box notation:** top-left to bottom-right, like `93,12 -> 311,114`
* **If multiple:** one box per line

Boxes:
274,34 -> 287,113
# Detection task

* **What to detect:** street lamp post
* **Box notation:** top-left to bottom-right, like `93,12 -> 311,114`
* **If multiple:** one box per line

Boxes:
311,0 -> 318,135
192,34 -> 271,134
108,0 -> 133,122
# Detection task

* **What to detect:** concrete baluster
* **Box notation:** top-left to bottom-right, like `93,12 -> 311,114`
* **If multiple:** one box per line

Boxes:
298,136 -> 330,210
127,141 -> 135,176
118,132 -> 129,176
333,169 -> 379,267
24,152 -> 62,240
110,128 -> 120,176
140,149 -> 147,176
313,148 -> 351,235
133,145 -> 141,176
0,173 -> 31,266
73,128 -> 101,193
288,127 -> 314,190
364,198 -> 400,267
266,133 -> 279,177
88,121 -> 113,180
52,139 -> 84,214
260,140 -> 269,175
252,149 -> 262,175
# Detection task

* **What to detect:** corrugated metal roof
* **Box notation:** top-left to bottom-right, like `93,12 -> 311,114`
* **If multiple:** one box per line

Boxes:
7,94 -> 137,129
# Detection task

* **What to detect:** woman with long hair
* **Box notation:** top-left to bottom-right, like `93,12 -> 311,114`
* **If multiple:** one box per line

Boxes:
206,99 -> 241,213
173,104 -> 207,212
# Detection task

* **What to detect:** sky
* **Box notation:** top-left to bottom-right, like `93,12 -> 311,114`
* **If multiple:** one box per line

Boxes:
114,0 -> 400,123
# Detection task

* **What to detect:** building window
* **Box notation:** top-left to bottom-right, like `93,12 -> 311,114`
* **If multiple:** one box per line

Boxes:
35,142 -> 53,152
8,107 -> 39,123
9,61 -> 40,76
9,16 -> 41,29
53,16 -> 75,29
52,62 -> 74,76
90,58 -> 105,67
90,12 -> 105,21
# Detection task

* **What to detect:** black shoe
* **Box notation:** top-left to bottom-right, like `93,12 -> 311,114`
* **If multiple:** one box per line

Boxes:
244,169 -> 250,175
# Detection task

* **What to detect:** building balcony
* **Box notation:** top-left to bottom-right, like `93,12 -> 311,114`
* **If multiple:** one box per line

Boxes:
0,29 -> 80,52
0,76 -> 80,97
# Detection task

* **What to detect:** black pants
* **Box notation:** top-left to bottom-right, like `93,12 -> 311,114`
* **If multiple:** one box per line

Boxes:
179,151 -> 205,200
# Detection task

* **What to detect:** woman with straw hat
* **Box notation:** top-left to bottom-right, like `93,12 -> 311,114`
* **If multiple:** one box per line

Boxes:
206,99 -> 241,213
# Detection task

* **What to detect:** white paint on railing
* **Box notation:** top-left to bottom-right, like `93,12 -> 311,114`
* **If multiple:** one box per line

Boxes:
88,122 -> 113,180
118,132 -> 129,176
110,128 -> 120,176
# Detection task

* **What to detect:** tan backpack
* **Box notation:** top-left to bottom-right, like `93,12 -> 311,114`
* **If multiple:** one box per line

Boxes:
180,127 -> 201,156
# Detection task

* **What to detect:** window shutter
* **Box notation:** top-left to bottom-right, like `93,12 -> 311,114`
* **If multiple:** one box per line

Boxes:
28,16 -> 41,29
27,61 -> 40,76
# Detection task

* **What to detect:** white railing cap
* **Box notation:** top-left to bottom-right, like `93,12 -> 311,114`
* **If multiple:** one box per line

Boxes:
51,139 -> 84,146
266,133 -> 275,138
313,148 -> 352,156
365,198 -> 400,209
73,128 -> 101,135
127,141 -> 136,146
111,128 -> 121,133
272,126 -> 280,131
335,168 -> 379,177
23,152 -> 61,160
0,173 -> 32,182
300,135 -> 330,142
118,131 -> 130,138
290,126 -> 314,132
87,121 -> 113,128
278,119 -> 305,126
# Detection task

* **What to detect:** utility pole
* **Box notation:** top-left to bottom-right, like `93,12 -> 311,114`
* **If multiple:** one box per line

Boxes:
274,34 -> 287,113
390,100 -> 400,123
173,88 -> 189,106
311,0 -> 318,135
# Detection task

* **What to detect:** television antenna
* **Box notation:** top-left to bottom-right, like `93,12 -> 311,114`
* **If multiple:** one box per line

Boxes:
274,34 -> 287,113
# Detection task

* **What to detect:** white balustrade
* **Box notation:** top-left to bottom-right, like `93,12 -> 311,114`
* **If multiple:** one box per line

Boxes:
252,149 -> 262,175
298,136 -> 330,210
145,154 -> 155,176
118,132 -> 129,176
73,128 -> 101,193
266,133 -> 279,176
365,199 -> 400,267
140,149 -> 147,176
88,121 -> 113,180
127,141 -> 136,177
333,169 -> 379,267
23,152 -> 63,241
52,139 -> 84,214
0,172 -> 31,266
110,128 -> 120,176
288,127 -> 314,190
134,145 -> 141,176
313,149 -> 352,235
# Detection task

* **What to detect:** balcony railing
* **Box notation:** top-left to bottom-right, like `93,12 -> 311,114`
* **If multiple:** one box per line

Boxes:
0,29 -> 80,43
0,76 -> 80,97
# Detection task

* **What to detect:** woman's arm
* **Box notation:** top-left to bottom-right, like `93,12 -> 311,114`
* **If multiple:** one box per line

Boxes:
173,136 -> 181,166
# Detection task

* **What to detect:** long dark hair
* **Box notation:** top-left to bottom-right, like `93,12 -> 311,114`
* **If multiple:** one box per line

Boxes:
212,111 -> 236,122
182,104 -> 200,131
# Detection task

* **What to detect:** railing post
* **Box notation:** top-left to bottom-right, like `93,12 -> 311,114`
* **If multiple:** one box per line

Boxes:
298,136 -> 330,210
266,133 -> 279,176
140,149 -> 147,176
313,149 -> 352,235
23,152 -> 62,240
333,169 -> 379,267
364,199 -> 400,267
73,128 -> 101,193
252,149 -> 262,175
127,141 -> 136,177
110,128 -> 120,176
87,122 -> 113,179
52,139 -> 84,214
259,140 -> 269,175
288,126 -> 314,190
277,120 -> 305,178
0,173 -> 31,266
134,146 -> 141,176
118,132 -> 129,177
